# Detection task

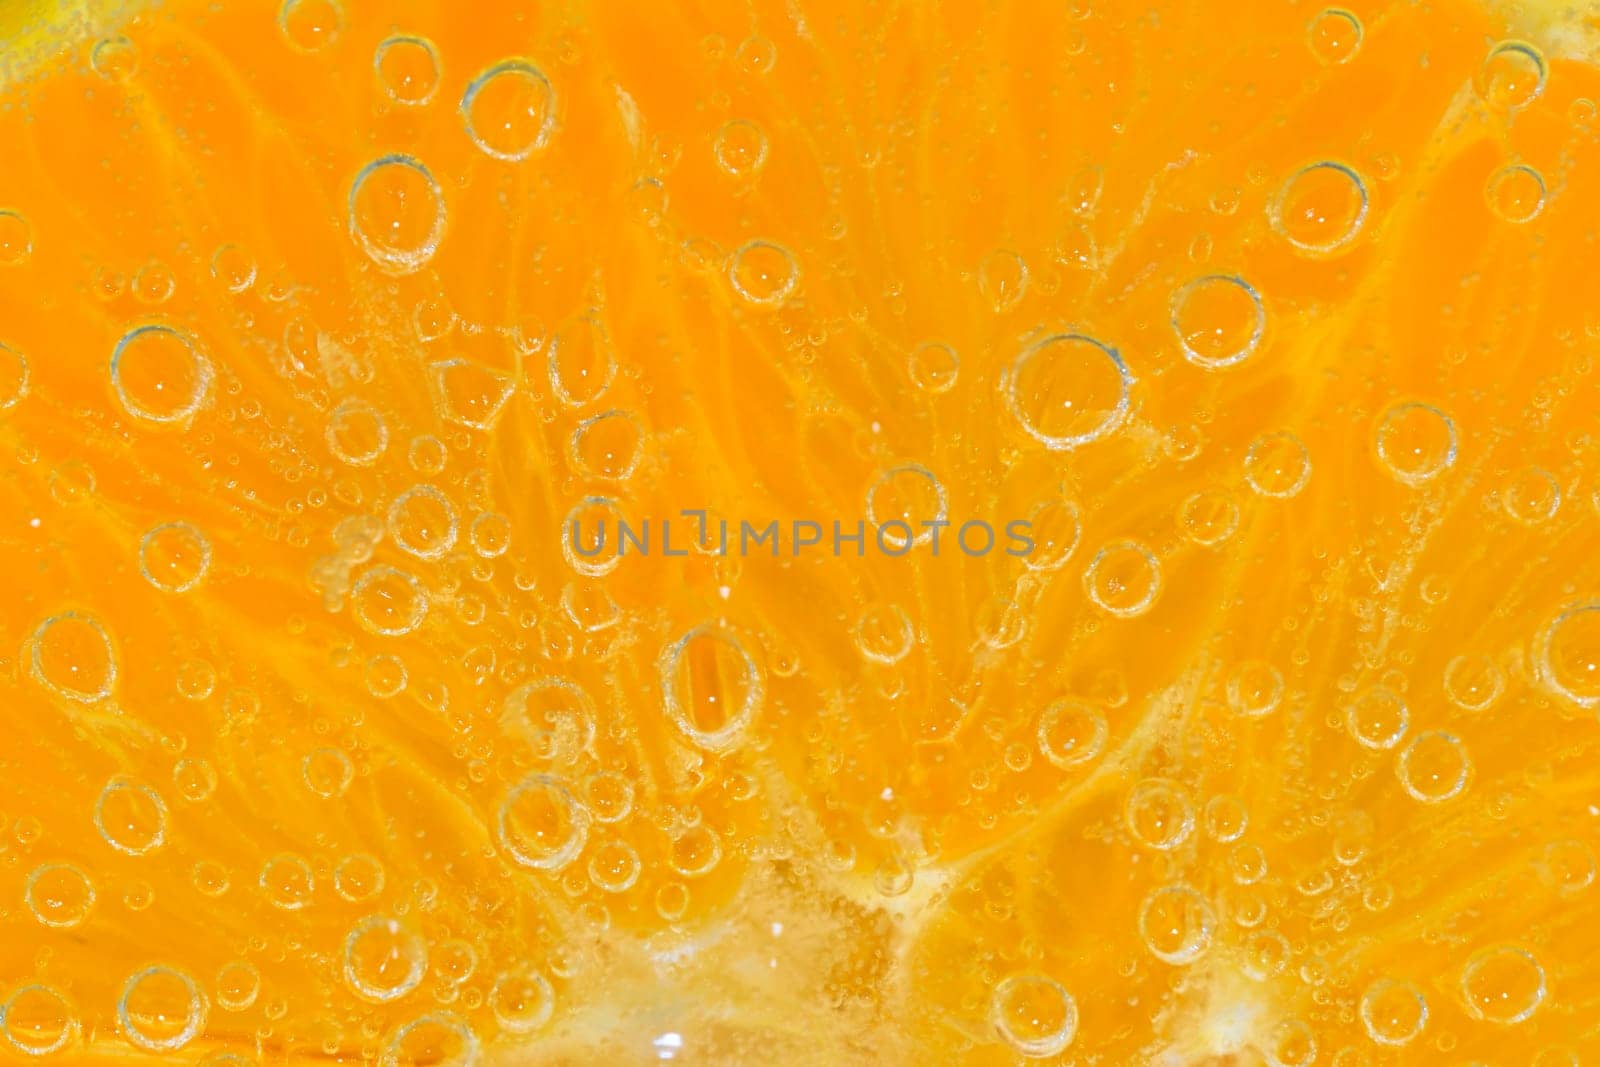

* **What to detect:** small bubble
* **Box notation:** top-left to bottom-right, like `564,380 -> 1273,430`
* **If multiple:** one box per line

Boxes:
0,342 -> 29,410
351,565 -> 428,636
1397,730 -> 1471,803
491,970 -> 553,1033
728,240 -> 799,306
496,774 -> 589,871
1003,333 -> 1131,451
345,916 -> 427,1003
326,400 -> 389,466
587,839 -> 642,892
303,747 -> 354,798
1203,795 -> 1248,842
469,513 -> 511,558
1486,164 -> 1546,223
214,961 -> 260,1012
1270,161 -> 1368,256
1266,1018 -> 1317,1067
388,485 -> 458,560
348,155 -> 445,275
111,324 -> 213,425
173,757 -> 217,801
259,853 -> 314,910
547,314 -> 617,408
139,521 -> 212,593
462,60 -> 557,160
502,677 -> 596,761
30,612 -> 117,702
375,35 -> 440,106
978,250 -> 1029,313
279,0 -> 344,53
1084,540 -> 1161,618
1443,653 -> 1504,711
48,459 -> 95,505
1359,978 -> 1428,1046
209,244 -> 255,292
0,211 -> 33,265
191,860 -> 230,897
118,966 -> 206,1052
1125,779 -> 1195,850
1537,600 -> 1600,707
1307,8 -> 1362,64
1539,839 -> 1596,895
1503,467 -> 1561,525
669,823 -> 723,878
908,341 -> 959,393
1178,488 -> 1240,546
1139,884 -> 1215,964
1461,945 -> 1545,1024
1244,430 -> 1312,498
382,1013 -> 479,1067
91,34 -> 139,79
1,984 -> 78,1056
429,359 -> 514,429
661,626 -> 763,751
132,261 -> 174,304
854,602 -> 914,665
24,863 -> 95,928
1478,41 -> 1546,112
1036,700 -> 1100,767
1022,496 -> 1081,571
1347,686 -> 1409,750
865,464 -> 948,550
434,941 -> 478,985
712,119 -> 769,178
656,881 -> 690,920
1227,660 -> 1284,717
335,853 -> 386,902
1375,402 -> 1457,485
734,34 -> 776,74
95,777 -> 166,855
990,974 -> 1078,1058
570,410 -> 642,479
1171,274 -> 1265,368
586,772 -> 635,823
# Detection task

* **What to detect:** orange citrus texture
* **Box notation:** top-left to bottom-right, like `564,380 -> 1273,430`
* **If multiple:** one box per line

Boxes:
0,0 -> 1597,1063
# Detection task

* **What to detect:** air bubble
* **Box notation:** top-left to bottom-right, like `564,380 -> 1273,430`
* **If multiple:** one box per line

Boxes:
669,824 -> 723,878
117,966 -> 206,1052
1346,687 -> 1409,750
1478,41 -> 1546,112
1486,164 -> 1546,223
94,777 -> 167,855
990,974 -> 1078,1058
1307,8 -> 1362,64
375,36 -> 440,106
351,565 -> 428,636
908,341 -> 959,393
259,853 -> 315,910
502,677 -> 596,761
1461,945 -> 1545,1024
0,342 -> 28,410
490,970 -> 553,1033
660,626 -> 763,751
303,747 -> 354,798
855,602 -> 914,665
381,1013 -> 480,1067
0,211 -> 33,265
713,119 -> 769,178
111,324 -> 212,425
429,358 -> 514,430
1539,839 -> 1596,895
174,758 -> 217,802
139,521 -> 212,593
1084,540 -> 1161,618
978,250 -> 1029,313
547,314 -> 617,408
1178,488 -> 1240,546
1359,978 -> 1428,1046
335,853 -> 386,901
1,984 -> 78,1056
587,839 -> 642,893
1244,430 -> 1311,497
570,410 -> 642,479
1226,660 -> 1284,717
388,485 -> 458,560
210,244 -> 255,292
24,863 -> 95,928
1138,884 -> 1215,964
30,612 -> 116,702
1125,779 -> 1195,850
326,400 -> 389,466
1536,600 -> 1600,707
344,916 -> 428,1003
1022,496 -> 1081,571
348,155 -> 445,275
1171,274 -> 1265,368
728,240 -> 799,306
865,464 -> 948,550
214,961 -> 259,1012
1443,653 -> 1504,711
1375,402 -> 1456,485
496,774 -> 589,871
586,772 -> 635,823
462,60 -> 557,160
1503,467 -> 1561,525
1002,333 -> 1131,450
1270,161 -> 1368,256
1203,795 -> 1248,842
1397,730 -> 1470,803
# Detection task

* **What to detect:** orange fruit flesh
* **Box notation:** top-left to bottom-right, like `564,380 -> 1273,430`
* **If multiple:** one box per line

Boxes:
0,0 -> 1598,1063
